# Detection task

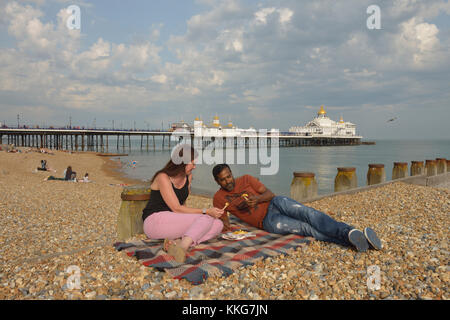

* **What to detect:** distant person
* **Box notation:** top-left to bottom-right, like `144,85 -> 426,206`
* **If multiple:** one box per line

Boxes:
40,148 -> 54,155
142,145 -> 224,263
7,144 -> 17,153
45,166 -> 75,181
37,160 -> 48,171
79,173 -> 90,183
212,164 -> 382,252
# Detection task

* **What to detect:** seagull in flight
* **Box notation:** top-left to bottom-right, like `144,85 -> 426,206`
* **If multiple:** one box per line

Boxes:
387,117 -> 397,122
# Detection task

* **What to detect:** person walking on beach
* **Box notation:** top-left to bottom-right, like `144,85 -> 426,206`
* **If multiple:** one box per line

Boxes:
142,145 -> 224,263
212,164 -> 382,252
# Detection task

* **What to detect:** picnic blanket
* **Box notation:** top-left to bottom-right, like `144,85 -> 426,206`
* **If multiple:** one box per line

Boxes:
113,216 -> 312,285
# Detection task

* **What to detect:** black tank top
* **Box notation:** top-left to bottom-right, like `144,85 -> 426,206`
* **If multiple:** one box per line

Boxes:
142,176 -> 190,222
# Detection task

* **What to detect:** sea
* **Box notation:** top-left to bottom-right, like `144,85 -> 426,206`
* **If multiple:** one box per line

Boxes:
108,138 -> 450,197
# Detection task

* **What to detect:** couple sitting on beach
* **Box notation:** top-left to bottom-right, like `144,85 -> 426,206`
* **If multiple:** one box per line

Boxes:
142,145 -> 382,263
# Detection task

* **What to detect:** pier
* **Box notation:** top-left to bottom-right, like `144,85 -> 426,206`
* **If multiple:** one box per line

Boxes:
0,128 -> 362,152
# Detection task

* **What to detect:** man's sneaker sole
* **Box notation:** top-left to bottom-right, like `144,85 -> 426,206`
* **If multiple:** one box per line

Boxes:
348,229 -> 369,252
364,227 -> 382,250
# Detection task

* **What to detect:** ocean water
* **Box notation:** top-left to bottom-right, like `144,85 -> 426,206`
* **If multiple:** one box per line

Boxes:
109,139 -> 450,197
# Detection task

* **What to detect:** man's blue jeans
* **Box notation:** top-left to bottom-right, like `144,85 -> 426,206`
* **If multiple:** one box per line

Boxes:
262,196 -> 354,247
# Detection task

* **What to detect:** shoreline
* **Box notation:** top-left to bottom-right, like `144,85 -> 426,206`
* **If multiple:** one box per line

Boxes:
100,155 -> 146,186
99,153 -> 214,200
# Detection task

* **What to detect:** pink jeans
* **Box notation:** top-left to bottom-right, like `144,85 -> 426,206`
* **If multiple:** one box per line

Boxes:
143,211 -> 224,246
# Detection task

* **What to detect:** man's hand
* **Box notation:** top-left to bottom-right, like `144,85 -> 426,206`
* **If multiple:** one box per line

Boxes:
246,195 -> 260,207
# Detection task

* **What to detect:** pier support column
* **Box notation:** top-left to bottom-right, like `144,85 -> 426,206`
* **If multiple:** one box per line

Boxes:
367,164 -> 386,186
436,158 -> 447,174
290,172 -> 318,202
410,161 -> 424,176
392,162 -> 409,180
425,160 -> 437,177
334,167 -> 357,192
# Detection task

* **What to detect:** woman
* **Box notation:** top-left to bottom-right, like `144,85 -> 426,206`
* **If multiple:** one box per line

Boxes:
142,145 -> 224,263
45,166 -> 73,181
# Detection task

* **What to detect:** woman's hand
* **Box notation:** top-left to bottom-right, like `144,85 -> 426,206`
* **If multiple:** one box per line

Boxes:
206,207 -> 224,219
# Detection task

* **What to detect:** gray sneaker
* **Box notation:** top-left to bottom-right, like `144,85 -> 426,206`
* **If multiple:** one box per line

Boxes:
348,229 -> 369,252
364,227 -> 382,250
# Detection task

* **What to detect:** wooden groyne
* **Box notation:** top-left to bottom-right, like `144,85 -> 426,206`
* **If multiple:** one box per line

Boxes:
290,158 -> 449,202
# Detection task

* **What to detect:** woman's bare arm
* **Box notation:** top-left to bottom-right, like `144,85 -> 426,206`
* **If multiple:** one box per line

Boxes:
155,173 -> 224,218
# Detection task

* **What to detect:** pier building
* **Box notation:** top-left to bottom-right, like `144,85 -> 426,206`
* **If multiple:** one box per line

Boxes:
289,105 -> 361,138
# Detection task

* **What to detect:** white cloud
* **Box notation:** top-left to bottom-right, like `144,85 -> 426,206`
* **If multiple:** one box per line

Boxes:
254,7 -> 293,25
151,74 -> 168,84
254,7 -> 276,24
394,18 -> 441,68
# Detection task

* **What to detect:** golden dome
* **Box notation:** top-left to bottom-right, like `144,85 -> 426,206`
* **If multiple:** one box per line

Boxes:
339,115 -> 344,123
318,105 -> 327,116
228,122 -> 233,127
195,117 -> 200,121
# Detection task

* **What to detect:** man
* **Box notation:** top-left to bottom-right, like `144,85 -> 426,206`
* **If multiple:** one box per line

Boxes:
212,164 -> 382,252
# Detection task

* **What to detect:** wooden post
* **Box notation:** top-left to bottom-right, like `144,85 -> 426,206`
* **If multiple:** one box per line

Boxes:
392,162 -> 408,180
117,185 -> 151,241
436,158 -> 447,174
410,161 -> 424,176
334,167 -> 357,192
367,164 -> 386,185
290,172 -> 318,202
425,160 -> 437,177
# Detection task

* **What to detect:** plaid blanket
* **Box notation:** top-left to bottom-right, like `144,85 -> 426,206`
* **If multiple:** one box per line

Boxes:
113,216 -> 312,285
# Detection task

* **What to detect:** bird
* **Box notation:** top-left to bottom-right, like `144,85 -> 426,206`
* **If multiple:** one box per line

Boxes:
387,117 -> 397,122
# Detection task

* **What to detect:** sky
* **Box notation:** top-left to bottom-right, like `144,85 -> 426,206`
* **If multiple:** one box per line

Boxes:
0,0 -> 449,139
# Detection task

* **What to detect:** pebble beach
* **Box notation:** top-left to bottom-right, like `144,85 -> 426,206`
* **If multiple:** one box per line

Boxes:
0,147 -> 448,300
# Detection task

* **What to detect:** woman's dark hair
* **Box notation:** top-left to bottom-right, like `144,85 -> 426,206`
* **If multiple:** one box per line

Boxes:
212,164 -> 230,181
64,166 -> 72,180
150,145 -> 198,183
